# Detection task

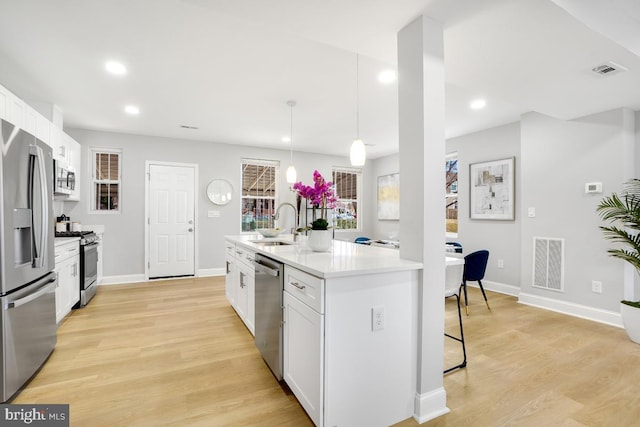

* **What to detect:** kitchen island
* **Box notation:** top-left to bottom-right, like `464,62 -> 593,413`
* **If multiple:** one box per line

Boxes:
225,234 -> 427,427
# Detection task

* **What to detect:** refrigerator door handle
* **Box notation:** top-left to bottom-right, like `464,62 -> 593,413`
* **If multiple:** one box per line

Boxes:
5,275 -> 56,309
28,144 -> 49,269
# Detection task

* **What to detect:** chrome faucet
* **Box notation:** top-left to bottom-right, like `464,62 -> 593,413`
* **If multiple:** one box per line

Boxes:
274,202 -> 298,239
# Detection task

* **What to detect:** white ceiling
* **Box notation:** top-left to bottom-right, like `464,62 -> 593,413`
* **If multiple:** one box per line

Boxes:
0,0 -> 637,159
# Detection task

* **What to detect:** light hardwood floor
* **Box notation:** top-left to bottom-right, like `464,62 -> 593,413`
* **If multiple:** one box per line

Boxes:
14,277 -> 640,426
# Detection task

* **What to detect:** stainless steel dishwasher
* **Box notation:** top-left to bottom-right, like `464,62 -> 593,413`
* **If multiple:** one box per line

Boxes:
253,253 -> 285,380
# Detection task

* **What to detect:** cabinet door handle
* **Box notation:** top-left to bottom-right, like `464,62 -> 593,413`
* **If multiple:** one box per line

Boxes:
290,282 -> 306,290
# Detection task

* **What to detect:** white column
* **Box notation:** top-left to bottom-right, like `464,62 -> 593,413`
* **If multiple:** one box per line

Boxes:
398,15 -> 448,423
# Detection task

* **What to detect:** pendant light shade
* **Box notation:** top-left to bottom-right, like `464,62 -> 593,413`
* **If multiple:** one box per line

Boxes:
351,53 -> 366,166
286,100 -> 297,184
286,165 -> 297,183
350,139 -> 366,166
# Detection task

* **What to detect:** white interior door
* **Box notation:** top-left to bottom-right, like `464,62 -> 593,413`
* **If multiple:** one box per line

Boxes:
148,164 -> 195,279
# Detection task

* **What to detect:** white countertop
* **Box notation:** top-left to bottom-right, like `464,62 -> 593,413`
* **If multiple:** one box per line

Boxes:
226,234 -> 426,279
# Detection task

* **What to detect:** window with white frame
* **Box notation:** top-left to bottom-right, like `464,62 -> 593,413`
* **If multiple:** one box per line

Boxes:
241,159 -> 279,232
91,148 -> 122,212
332,167 -> 361,231
446,153 -> 458,234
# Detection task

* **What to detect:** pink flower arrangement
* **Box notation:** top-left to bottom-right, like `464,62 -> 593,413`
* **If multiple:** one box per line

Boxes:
293,170 -> 337,221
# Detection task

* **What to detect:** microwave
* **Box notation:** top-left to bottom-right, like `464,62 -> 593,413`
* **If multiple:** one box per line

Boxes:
53,160 -> 75,195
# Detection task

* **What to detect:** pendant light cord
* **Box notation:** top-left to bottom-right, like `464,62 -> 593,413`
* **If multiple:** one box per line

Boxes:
356,53 -> 360,140
287,100 -> 295,163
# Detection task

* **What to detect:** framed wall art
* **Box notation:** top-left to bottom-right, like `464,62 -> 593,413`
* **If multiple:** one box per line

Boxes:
469,157 -> 515,220
377,173 -> 400,220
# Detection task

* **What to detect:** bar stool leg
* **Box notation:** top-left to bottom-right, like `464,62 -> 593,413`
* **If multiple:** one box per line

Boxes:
444,293 -> 467,374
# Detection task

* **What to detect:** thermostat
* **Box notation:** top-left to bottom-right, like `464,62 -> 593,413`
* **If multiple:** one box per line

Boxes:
585,182 -> 602,194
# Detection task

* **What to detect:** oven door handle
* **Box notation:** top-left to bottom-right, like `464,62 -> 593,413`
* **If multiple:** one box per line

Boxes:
6,276 -> 57,309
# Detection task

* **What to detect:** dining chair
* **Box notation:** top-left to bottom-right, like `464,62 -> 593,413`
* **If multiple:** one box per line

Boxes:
354,237 -> 371,244
444,260 -> 466,374
461,250 -> 490,315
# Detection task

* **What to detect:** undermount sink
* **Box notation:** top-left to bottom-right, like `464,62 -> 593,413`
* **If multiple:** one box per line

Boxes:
250,240 -> 294,246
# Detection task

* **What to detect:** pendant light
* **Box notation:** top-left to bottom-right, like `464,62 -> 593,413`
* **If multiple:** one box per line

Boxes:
286,100 -> 297,184
350,53 -> 366,166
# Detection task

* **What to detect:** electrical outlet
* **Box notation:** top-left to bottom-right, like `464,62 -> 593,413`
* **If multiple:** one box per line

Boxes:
592,281 -> 603,294
372,306 -> 384,331
497,259 -> 504,269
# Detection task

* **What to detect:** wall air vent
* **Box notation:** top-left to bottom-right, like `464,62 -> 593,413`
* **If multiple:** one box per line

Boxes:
591,61 -> 627,76
532,237 -> 564,292
180,125 -> 199,130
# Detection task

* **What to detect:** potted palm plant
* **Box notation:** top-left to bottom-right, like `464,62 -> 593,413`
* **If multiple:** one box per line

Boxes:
597,178 -> 640,343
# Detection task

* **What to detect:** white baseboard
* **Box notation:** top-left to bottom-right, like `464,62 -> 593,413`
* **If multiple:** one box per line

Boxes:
198,268 -> 225,277
99,274 -> 146,286
518,292 -> 623,328
99,269 -> 224,286
413,388 -> 450,424
468,280 -> 520,297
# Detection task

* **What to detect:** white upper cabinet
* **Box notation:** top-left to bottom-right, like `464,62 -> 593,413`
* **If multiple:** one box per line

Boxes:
0,82 -> 81,201
0,85 -> 7,121
0,84 -> 25,130
0,83 -> 50,145
23,105 -> 37,136
6,93 -> 25,130
49,125 -> 65,161
35,111 -> 50,144
66,133 -> 81,201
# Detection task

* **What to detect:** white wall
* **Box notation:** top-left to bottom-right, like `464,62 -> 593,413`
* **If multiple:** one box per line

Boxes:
519,109 -> 631,311
64,128 -> 368,278
448,122 -> 521,289
369,153 -> 400,241
366,122 -> 521,289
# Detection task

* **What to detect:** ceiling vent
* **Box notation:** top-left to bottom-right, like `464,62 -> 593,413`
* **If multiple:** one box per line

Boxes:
591,61 -> 627,76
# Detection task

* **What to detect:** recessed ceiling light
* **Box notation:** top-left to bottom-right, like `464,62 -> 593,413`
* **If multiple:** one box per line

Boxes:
378,70 -> 396,84
470,99 -> 486,110
124,105 -> 140,115
105,61 -> 126,75
281,136 -> 291,143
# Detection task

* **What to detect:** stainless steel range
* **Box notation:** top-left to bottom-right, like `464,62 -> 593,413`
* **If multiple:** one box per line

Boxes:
55,231 -> 98,307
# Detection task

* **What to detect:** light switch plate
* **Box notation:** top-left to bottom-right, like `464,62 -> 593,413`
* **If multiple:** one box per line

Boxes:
527,207 -> 536,218
208,210 -> 221,218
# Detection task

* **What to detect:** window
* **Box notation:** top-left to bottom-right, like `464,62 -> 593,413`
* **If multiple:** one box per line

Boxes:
446,153 -> 458,234
91,148 -> 121,212
241,159 -> 279,232
332,167 -> 361,231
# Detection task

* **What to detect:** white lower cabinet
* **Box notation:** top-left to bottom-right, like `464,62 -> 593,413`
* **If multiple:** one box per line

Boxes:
282,265 -> 417,427
224,240 -> 255,335
236,261 -> 255,334
283,290 -> 324,426
54,239 -> 80,324
225,253 -> 237,306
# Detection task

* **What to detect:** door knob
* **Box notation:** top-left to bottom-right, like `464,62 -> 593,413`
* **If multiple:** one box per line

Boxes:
188,220 -> 193,224
188,228 -> 193,232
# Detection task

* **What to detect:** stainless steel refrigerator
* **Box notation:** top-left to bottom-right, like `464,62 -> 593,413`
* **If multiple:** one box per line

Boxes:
0,118 -> 57,402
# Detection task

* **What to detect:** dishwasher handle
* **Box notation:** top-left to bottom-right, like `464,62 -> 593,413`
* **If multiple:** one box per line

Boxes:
253,261 -> 280,277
